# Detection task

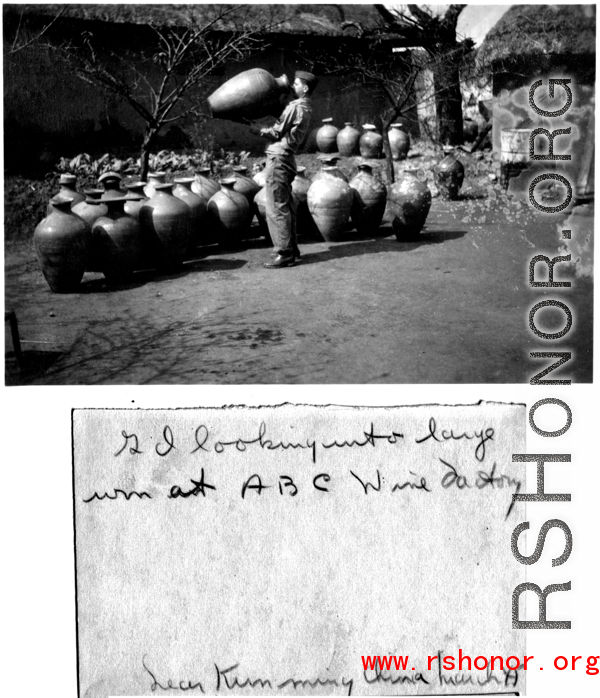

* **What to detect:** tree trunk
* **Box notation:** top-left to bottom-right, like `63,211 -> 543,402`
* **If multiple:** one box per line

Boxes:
381,113 -> 396,185
140,130 -> 157,181
432,51 -> 464,145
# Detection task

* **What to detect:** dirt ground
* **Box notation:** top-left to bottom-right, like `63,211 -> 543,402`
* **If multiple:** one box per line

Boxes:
4,160 -> 593,385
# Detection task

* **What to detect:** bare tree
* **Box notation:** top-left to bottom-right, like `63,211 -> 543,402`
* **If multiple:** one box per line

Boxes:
57,5 -> 268,179
4,6 -> 65,56
375,4 -> 473,145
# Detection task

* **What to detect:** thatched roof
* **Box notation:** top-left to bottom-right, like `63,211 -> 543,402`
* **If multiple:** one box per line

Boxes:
478,4 -> 595,65
3,3 -> 420,41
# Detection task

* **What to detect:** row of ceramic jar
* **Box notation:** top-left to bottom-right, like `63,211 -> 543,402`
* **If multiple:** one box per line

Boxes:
34,149 -> 465,293
315,119 -> 410,161
35,168 -> 267,292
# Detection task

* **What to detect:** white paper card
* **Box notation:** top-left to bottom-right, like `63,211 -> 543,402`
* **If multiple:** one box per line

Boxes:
73,403 -> 526,696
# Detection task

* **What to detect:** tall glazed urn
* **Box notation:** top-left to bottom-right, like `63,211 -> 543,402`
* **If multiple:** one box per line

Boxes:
34,196 -> 91,293
91,197 -> 145,282
389,168 -> 432,241
307,173 -> 354,242
435,146 -> 465,201
207,68 -> 290,121
349,163 -> 387,235
232,165 -> 261,204
388,123 -> 410,161
124,182 -> 149,220
173,177 -> 207,247
313,156 -> 348,183
72,189 -> 108,228
144,171 -> 167,199
191,167 -> 220,202
337,122 -> 361,157
207,178 -> 252,247
316,118 -> 339,153
292,166 -> 320,242
139,183 -> 191,271
359,124 -> 383,159
47,173 -> 85,214
98,171 -> 124,199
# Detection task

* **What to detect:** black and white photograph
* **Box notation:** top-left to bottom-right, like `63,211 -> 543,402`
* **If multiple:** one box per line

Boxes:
4,3 -> 594,384
2,5 -> 598,698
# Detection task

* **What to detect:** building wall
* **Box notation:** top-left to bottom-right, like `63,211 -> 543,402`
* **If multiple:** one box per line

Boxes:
3,16 -> 408,170
491,58 -> 595,199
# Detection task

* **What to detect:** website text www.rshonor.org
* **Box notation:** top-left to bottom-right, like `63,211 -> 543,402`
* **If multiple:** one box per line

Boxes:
361,651 -> 599,676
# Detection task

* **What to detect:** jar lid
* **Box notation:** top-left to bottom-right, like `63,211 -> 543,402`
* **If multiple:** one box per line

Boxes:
232,166 -> 248,174
322,117 -> 334,123
98,171 -> 123,182
219,177 -> 237,186
126,181 -> 147,189
148,171 -> 167,178
51,194 -> 74,205
195,167 -> 211,175
83,188 -> 104,198
174,177 -> 195,184
58,174 -> 77,185
296,166 -> 306,174
154,183 -> 174,191
362,124 -> 376,130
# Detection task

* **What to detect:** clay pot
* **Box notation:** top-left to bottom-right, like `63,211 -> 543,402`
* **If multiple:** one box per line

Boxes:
207,178 -> 252,246
191,168 -> 220,203
232,165 -> 261,204
316,118 -> 339,154
359,124 -> 383,159
72,189 -> 108,228
303,127 -> 320,153
98,171 -> 124,199
292,166 -> 311,204
92,197 -> 145,281
463,117 -> 478,142
139,183 -> 191,270
207,68 -> 290,121
337,122 -> 361,157
253,164 -> 267,189
388,123 -> 410,161
47,174 -> 85,214
389,168 -> 432,240
307,174 -> 354,242
435,147 -> 465,201
349,163 -> 387,235
173,177 -> 207,247
34,196 -> 91,293
313,156 -> 348,183
144,172 -> 167,199
124,182 -> 148,220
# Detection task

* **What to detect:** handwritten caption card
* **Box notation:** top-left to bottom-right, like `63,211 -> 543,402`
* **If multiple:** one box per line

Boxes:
73,403 -> 526,696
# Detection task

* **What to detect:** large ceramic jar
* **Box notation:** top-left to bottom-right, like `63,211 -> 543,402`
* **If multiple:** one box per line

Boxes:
253,162 -> 267,188
388,123 -> 410,161
173,177 -> 207,246
34,196 -> 91,293
435,146 -> 465,201
359,124 -> 383,159
191,167 -> 219,202
336,122 -> 361,157
389,168 -> 432,240
307,174 -> 354,242
292,167 -> 320,241
349,163 -> 387,235
98,171 -> 124,199
313,156 -> 348,183
292,166 -> 311,204
207,178 -> 252,246
139,183 -> 191,270
72,189 -> 108,228
92,197 -> 145,281
144,171 -> 167,199
207,68 -> 290,120
124,182 -> 148,220
47,173 -> 85,214
232,165 -> 261,204
316,118 -> 339,154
